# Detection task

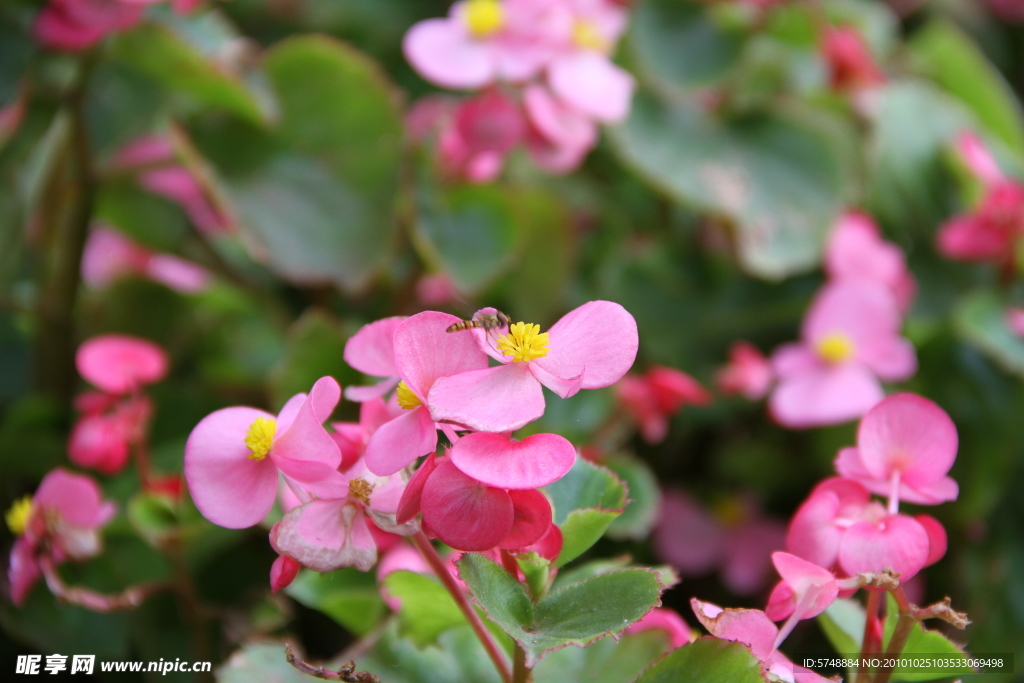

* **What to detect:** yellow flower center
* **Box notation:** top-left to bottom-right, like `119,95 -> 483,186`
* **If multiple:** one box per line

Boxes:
573,20 -> 607,51
464,0 -> 505,39
245,417 -> 277,461
816,332 -> 856,364
396,381 -> 423,410
348,477 -> 374,505
496,321 -> 550,363
6,495 -> 33,536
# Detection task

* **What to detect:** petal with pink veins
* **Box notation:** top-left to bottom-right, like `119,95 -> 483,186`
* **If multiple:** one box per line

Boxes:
690,599 -> 778,661
274,500 -> 377,572
450,432 -> 576,489
421,459 -> 514,552
397,453 -> 438,524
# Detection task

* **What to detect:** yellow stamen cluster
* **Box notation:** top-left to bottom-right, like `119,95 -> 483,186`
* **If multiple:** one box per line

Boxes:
6,496 -> 33,536
348,477 -> 374,505
245,417 -> 277,461
396,381 -> 423,410
816,332 -> 855,364
496,322 -> 550,363
573,20 -> 607,51
464,0 -> 505,39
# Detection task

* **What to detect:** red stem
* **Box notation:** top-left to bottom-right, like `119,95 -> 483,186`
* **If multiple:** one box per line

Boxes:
411,532 -> 511,683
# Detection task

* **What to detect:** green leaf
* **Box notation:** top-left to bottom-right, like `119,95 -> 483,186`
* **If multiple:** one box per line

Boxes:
382,570 -> 467,646
267,309 -> 355,410
126,491 -> 179,544
954,289 -> 1024,379
604,454 -> 661,541
533,629 -> 672,683
634,637 -> 767,683
111,13 -> 271,126
516,551 -> 552,602
628,0 -> 744,92
910,20 -> 1024,155
817,598 -> 865,655
458,554 -> 664,666
611,90 -> 852,279
359,622 -> 503,683
217,641 -> 309,683
286,568 -> 386,637
543,457 -> 627,565
881,594 -> 973,681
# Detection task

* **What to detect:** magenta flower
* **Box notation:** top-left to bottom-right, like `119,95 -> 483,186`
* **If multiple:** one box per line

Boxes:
68,412 -> 131,475
35,0 -> 143,52
76,334 -> 169,396
615,366 -> 710,444
768,281 -> 916,429
653,489 -> 786,595
343,317 -> 407,402
834,393 -> 959,506
269,555 -> 301,594
362,311 -> 490,476
441,89 -> 527,182
184,376 -> 345,529
824,212 -> 915,312
403,0 -> 556,89
6,469 -> 116,605
821,26 -> 885,93
429,301 -> 638,433
716,341 -> 774,400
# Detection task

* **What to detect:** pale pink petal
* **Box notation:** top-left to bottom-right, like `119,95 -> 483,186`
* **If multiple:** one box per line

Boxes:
364,406 -> 438,477
344,378 -> 400,403
548,52 -> 635,123
276,459 -> 349,500
803,281 -> 901,351
690,599 -> 778,661
8,537 -> 41,606
81,226 -> 150,288
272,380 -> 343,479
274,500 -> 377,572
537,300 -> 638,390
394,311 -> 490,399
858,337 -> 916,381
769,365 -> 884,428
857,393 -> 958,487
184,407 -> 279,528
499,489 -> 552,549
722,518 -> 786,596
76,335 -> 169,394
770,343 -> 820,379
838,514 -> 930,580
145,254 -> 210,293
451,432 -> 576,489
421,459 -> 514,551
523,83 -> 597,150
344,317 -> 405,380
624,607 -> 692,648
770,552 -> 838,621
900,476 -> 959,505
653,489 -> 724,575
428,363 -> 545,432
33,468 -> 116,529
916,514 -> 947,566
787,489 -> 849,570
955,131 -> 1004,185
825,212 -> 905,287
110,135 -> 174,169
765,580 -> 796,622
403,19 -> 497,89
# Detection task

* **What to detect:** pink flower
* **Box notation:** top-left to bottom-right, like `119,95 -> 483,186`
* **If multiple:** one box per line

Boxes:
438,89 -> 526,182
331,396 -> 404,471
361,311 -> 490,476
76,335 -> 169,395
690,599 -> 833,683
1006,306 -> 1024,337
403,0 -> 557,89
7,469 -> 116,605
343,317 -> 407,402
271,458 -> 418,573
768,281 -> 916,429
68,412 -> 131,474
82,226 -> 210,293
653,489 -> 786,595
716,341 -> 774,400
34,0 -> 143,51
429,301 -> 638,433
623,607 -> 693,649
834,393 -> 959,506
821,26 -> 885,93
615,366 -> 709,443
765,552 -> 839,624
954,131 -> 1005,186
522,84 -> 597,174
824,212 -> 915,312
448,430 -> 577,489
184,377 -> 345,529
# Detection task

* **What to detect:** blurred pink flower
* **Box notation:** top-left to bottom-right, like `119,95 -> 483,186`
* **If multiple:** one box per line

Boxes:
34,0 -> 201,51
768,281 -> 916,429
615,366 -> 710,443
716,341 -> 774,400
764,552 -> 839,623
824,212 -> 915,312
821,26 -> 885,93
82,225 -> 211,293
653,489 -> 786,595
623,607 -> 693,649
1006,306 -> 1024,337
76,334 -> 169,395
523,84 -> 597,173
438,89 -> 526,182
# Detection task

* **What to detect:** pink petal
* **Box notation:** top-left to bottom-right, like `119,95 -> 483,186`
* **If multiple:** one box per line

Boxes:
524,522 -> 563,562
936,214 -> 1008,261
624,607 -> 692,648
954,131 -> 1005,185
403,19 -> 497,89
787,479 -> 872,569
770,552 -> 838,621
824,212 -> 906,287
145,254 -> 211,293
769,364 -> 884,428
344,378 -> 400,402
68,414 -> 130,475
344,317 -> 405,380
394,311 -> 490,399
270,555 -> 301,593
76,335 -> 169,394
33,468 -> 116,529
653,489 -> 724,575
499,489 -> 553,549
765,580 -> 796,622
690,599 -> 778,661
857,393 -> 958,488
529,361 -> 584,398
421,459 -> 514,551
274,500 -> 377,572
916,514 -> 947,567
428,362 -> 545,432
838,514 -> 930,581
184,407 -> 279,528
8,536 -> 41,606
537,300 -> 639,391
803,281 -> 902,352
450,432 -> 576,489
397,453 -> 438,524
858,337 -> 917,381
547,52 -> 635,123
523,84 -> 597,150
900,476 -> 958,505
721,518 -> 786,596
364,406 -> 438,477
770,343 -> 820,379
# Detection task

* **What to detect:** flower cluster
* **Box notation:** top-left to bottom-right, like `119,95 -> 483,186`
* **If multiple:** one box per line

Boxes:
718,211 -> 917,429
34,0 -> 202,51
184,301 -> 637,589
403,0 -> 636,180
614,366 -> 709,444
690,392 -> 959,681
